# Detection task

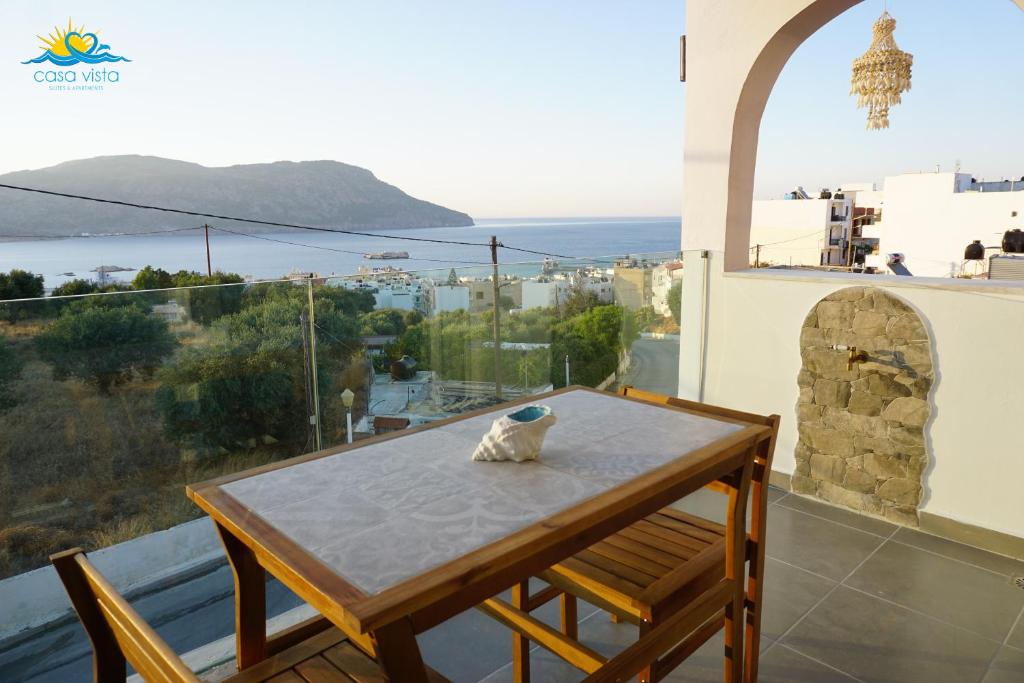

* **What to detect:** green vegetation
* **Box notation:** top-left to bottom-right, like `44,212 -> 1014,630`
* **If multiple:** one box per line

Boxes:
132,267 -> 246,324
385,298 -> 637,389
35,302 -> 178,393
0,264 -> 670,579
0,269 -> 45,322
0,337 -> 21,409
156,286 -> 366,455
667,280 -> 682,325
0,269 -> 44,300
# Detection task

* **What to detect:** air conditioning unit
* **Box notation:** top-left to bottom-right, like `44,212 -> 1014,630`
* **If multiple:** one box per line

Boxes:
988,254 -> 1024,281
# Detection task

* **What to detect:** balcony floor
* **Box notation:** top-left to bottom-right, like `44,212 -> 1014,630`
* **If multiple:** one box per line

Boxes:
3,488 -> 1023,683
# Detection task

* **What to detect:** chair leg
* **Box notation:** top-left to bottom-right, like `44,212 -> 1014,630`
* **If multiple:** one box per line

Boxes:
638,619 -> 654,683
723,594 -> 744,683
560,593 -> 578,640
511,581 -> 531,683
744,541 -> 766,683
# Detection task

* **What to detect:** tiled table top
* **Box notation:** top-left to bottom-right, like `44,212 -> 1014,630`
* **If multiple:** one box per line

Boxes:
222,390 -> 742,595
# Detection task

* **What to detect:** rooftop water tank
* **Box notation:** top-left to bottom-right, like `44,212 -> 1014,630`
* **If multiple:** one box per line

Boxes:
1002,229 -> 1024,253
964,240 -> 985,260
390,355 -> 418,381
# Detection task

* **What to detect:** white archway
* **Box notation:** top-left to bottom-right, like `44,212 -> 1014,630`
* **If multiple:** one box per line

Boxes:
677,0 -> 1023,400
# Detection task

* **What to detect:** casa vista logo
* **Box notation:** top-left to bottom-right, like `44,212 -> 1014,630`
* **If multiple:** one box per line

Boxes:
22,18 -> 130,90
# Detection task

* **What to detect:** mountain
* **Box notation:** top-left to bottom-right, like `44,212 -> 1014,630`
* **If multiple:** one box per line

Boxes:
0,156 -> 474,238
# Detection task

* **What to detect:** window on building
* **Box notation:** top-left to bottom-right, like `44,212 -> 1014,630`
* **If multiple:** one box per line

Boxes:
476,291 -> 484,299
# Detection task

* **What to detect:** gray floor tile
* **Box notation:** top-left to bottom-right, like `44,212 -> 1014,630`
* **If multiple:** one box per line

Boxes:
1008,612 -> 1024,651
421,584 -> 590,683
670,486 -> 727,525
760,558 -> 837,643
478,609 -> 636,683
765,505 -> 885,581
766,486 -> 788,505
983,646 -> 1024,683
845,540 -> 1024,642
756,643 -> 859,682
784,585 -> 1000,683
777,493 -> 896,537
669,485 -> 776,527
892,527 -> 1024,578
420,607 -> 524,683
662,631 -> 728,682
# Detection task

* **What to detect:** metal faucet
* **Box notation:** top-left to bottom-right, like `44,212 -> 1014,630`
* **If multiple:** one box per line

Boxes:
830,344 -> 868,371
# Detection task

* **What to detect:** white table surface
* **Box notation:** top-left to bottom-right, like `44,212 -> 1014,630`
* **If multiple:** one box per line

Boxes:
222,390 -> 743,594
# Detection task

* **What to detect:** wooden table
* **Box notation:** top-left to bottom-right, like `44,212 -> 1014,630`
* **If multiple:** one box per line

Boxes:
187,386 -> 770,680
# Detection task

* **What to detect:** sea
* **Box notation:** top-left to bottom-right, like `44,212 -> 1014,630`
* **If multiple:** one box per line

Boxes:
0,217 -> 681,290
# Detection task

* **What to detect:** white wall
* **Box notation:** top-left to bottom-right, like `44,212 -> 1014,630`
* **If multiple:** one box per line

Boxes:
678,0 -> 1024,543
751,199 -> 828,266
521,280 -> 569,310
699,265 -> 1024,539
880,173 -> 1024,277
431,285 -> 470,313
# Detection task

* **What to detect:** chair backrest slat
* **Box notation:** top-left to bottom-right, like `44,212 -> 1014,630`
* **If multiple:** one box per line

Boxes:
51,548 -> 200,683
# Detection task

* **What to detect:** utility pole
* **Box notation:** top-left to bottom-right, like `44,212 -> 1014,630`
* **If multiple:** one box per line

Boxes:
307,277 -> 322,451
754,243 -> 761,268
204,224 -> 212,276
490,235 -> 503,400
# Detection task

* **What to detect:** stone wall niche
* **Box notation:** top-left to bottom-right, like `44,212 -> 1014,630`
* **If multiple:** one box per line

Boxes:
794,287 -> 933,526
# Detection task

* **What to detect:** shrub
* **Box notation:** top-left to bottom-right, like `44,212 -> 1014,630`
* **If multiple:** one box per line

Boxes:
35,303 -> 177,392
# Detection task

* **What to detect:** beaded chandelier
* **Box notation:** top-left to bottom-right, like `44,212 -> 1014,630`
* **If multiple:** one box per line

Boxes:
850,11 -> 913,130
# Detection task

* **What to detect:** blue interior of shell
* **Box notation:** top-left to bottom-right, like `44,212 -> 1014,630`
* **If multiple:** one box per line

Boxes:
507,405 -> 550,423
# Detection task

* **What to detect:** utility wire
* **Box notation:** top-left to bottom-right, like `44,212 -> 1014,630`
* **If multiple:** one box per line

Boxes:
0,183 -> 575,258
497,243 -> 575,259
207,225 -> 490,265
750,228 -> 828,249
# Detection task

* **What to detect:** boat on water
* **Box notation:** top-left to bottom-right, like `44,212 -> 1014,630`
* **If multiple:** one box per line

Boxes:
364,251 -> 410,260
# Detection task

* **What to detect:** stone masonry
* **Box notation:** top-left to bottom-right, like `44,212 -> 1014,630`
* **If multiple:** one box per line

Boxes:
795,287 -> 933,526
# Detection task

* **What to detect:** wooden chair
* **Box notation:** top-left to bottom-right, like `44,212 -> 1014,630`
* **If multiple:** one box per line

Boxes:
50,548 -> 450,683
500,387 -> 779,683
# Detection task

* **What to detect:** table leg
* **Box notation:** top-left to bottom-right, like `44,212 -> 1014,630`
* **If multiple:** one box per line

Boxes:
512,580 -> 531,682
371,617 -> 430,683
216,523 -> 266,669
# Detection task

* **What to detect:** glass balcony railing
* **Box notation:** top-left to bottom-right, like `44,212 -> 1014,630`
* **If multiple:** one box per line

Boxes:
0,251 -> 683,579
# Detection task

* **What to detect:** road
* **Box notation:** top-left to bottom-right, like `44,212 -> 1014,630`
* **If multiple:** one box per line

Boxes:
619,338 -> 680,396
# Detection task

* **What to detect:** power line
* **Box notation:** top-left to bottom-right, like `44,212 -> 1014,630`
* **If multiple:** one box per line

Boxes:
207,226 -> 490,265
0,182 -> 493,247
750,228 -> 827,249
498,243 -> 575,259
0,183 -> 572,259
0,184 -> 552,253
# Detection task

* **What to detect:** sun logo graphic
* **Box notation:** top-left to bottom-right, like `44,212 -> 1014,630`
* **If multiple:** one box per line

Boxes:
22,18 -> 130,66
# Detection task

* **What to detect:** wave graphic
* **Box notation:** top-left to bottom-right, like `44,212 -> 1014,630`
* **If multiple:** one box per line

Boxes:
22,32 -> 130,66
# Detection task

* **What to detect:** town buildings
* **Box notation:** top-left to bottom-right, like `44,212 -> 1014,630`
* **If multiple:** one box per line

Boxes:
751,171 -> 1024,277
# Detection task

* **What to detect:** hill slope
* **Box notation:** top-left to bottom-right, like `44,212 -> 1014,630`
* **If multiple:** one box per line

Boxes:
0,156 -> 473,237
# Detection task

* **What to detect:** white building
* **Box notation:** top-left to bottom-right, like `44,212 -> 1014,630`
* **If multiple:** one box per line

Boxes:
337,267 -> 424,311
521,279 -> 570,310
750,192 -> 854,267
870,172 -> 1024,277
651,262 -> 683,316
428,282 -> 471,314
752,172 -> 1024,277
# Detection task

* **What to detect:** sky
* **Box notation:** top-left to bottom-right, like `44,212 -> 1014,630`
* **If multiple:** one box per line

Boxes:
0,1 -> 1021,217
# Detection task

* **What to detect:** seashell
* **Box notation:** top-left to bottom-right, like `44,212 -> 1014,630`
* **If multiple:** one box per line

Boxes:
471,405 -> 557,462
